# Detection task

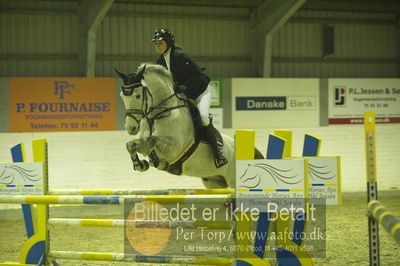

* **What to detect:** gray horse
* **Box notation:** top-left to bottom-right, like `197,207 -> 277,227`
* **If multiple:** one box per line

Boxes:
116,63 -> 262,189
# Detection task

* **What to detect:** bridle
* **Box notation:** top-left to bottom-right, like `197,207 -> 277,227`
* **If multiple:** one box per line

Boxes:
123,81 -> 187,136
123,82 -> 146,126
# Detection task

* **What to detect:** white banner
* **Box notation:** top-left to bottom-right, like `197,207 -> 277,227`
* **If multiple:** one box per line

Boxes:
307,157 -> 341,205
236,159 -> 307,210
209,79 -> 222,107
328,78 -> 400,124
0,162 -> 44,195
232,78 -> 319,128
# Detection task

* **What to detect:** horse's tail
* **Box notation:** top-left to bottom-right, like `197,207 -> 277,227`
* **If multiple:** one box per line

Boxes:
254,148 -> 264,159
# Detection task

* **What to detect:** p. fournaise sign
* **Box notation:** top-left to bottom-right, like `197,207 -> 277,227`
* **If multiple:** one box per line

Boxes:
9,78 -> 116,132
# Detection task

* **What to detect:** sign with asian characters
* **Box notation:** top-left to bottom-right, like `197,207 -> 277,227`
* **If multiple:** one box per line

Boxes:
9,78 -> 116,132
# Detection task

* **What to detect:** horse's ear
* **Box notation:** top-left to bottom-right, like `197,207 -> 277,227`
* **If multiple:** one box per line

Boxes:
136,64 -> 146,80
114,67 -> 127,81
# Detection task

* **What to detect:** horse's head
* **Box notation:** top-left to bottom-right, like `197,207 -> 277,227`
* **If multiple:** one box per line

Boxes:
115,65 -> 147,135
116,63 -> 177,136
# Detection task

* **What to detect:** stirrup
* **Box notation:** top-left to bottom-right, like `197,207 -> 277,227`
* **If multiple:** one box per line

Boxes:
214,154 -> 228,168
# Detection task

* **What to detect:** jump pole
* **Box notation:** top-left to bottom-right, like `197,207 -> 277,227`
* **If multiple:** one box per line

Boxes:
364,112 -> 380,266
9,139 -> 50,266
367,201 -> 400,244
0,194 -> 232,205
48,251 -> 234,265
48,188 -> 234,196
365,112 -> 400,266
48,218 -> 232,230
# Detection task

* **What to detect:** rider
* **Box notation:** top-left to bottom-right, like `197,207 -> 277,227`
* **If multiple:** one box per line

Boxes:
152,28 -> 227,168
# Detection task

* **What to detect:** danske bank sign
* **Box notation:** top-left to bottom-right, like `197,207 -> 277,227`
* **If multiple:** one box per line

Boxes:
236,97 -> 286,110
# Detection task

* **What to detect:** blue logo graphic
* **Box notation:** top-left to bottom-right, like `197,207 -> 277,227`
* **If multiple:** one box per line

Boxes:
236,97 -> 286,110
54,81 -> 75,99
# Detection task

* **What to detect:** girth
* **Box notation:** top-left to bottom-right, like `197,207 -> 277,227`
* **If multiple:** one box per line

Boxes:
166,136 -> 200,176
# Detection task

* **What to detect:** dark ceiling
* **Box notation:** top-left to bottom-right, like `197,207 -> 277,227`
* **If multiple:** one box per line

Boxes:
114,0 -> 400,12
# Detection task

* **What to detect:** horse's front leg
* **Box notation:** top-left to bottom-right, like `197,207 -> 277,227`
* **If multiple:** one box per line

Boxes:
144,136 -> 176,171
145,135 -> 176,153
126,139 -> 149,172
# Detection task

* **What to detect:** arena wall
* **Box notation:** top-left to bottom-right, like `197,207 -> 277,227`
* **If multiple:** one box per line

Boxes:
0,125 -> 399,192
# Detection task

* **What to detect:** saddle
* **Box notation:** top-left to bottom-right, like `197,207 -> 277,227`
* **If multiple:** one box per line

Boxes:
165,99 -> 224,175
173,84 -> 223,147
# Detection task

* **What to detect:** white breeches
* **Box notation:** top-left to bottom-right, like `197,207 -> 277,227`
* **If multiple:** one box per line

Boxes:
195,84 -> 212,126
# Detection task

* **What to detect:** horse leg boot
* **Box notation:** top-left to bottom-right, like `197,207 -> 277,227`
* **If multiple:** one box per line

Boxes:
126,140 -> 149,172
130,153 -> 149,172
204,122 -> 228,168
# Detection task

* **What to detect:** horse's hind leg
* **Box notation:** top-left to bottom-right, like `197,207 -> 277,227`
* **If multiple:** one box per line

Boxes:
201,176 -> 228,189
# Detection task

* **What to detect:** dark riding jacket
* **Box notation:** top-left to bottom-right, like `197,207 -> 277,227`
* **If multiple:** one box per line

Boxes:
156,47 -> 210,99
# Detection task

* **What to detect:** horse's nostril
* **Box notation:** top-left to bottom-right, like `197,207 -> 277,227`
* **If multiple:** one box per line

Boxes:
132,127 -> 136,132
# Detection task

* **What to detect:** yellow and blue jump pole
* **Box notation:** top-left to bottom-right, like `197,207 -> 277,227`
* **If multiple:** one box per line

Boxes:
302,134 -> 321,157
235,130 -> 313,266
271,130 -> 313,266
10,143 -> 37,239
8,139 -> 49,266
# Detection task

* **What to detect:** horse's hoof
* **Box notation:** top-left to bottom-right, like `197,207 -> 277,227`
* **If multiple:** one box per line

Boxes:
133,160 -> 149,172
141,160 -> 150,171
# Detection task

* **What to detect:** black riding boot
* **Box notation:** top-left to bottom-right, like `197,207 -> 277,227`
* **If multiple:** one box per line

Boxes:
204,123 -> 228,168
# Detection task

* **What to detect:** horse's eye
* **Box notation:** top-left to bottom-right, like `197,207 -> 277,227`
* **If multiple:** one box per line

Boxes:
136,95 -> 141,99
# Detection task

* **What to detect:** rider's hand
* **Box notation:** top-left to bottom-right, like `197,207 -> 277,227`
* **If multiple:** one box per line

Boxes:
174,82 -> 186,93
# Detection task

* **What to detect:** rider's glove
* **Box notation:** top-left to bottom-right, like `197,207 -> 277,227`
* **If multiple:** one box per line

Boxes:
174,82 -> 186,94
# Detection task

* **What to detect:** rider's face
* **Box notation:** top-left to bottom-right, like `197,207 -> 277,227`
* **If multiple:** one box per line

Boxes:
155,40 -> 168,55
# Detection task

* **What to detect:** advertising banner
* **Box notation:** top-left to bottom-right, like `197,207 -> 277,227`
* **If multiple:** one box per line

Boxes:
236,159 -> 308,209
232,78 -> 319,128
328,79 -> 400,124
0,163 -> 44,195
210,79 -> 222,108
210,79 -> 223,128
306,157 -> 341,205
9,78 -> 116,132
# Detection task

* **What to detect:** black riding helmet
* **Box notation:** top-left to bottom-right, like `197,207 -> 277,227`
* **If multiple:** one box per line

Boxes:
152,28 -> 175,48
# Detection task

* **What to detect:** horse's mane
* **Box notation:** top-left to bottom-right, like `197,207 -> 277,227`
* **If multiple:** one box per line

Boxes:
138,63 -> 173,85
135,63 -> 175,100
